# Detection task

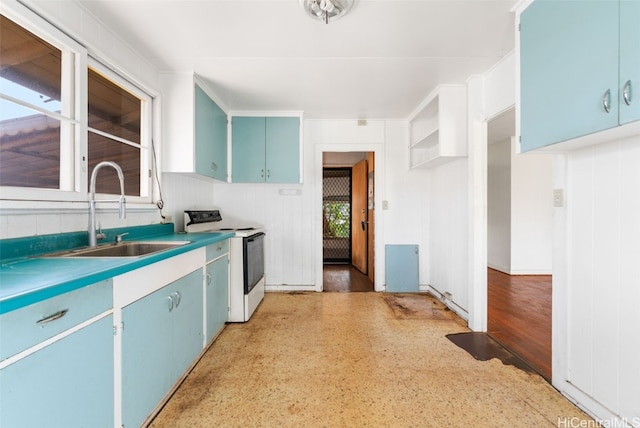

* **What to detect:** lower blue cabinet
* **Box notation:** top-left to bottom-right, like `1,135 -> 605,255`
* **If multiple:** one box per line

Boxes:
121,268 -> 203,427
0,315 -> 114,428
206,255 -> 229,343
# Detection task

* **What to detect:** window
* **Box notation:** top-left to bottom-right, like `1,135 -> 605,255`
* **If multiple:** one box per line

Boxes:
88,65 -> 149,197
0,8 -> 153,203
0,14 -> 67,190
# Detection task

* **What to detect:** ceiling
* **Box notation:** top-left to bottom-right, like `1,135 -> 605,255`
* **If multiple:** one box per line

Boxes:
77,0 -> 517,119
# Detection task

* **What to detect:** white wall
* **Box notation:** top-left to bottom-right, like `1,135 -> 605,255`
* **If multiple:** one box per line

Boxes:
209,119 -> 434,293
382,122 -> 430,285
554,134 -> 640,423
510,140 -> 552,274
487,138 -> 511,272
487,137 -> 553,275
428,158 -> 469,314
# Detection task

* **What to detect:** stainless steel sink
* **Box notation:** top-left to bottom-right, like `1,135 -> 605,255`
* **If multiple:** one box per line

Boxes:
44,241 -> 190,258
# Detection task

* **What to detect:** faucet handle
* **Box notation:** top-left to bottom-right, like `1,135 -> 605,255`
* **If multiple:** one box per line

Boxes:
96,223 -> 106,241
115,232 -> 129,244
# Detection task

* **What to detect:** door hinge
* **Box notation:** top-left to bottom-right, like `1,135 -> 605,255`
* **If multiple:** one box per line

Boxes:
518,23 -> 521,32
113,325 -> 117,336
149,169 -> 152,178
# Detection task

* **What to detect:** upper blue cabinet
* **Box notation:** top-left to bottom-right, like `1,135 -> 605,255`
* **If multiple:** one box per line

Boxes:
519,0 -> 639,152
162,74 -> 228,181
619,0 -> 640,125
194,85 -> 227,181
231,116 -> 301,183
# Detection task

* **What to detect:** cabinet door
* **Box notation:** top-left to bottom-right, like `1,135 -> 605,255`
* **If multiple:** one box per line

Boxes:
232,116 -> 266,182
195,84 -> 227,180
206,255 -> 229,343
265,117 -> 300,183
520,0 -> 619,151
121,284 -> 174,428
171,269 -> 204,380
619,0 -> 640,125
0,316 -> 114,428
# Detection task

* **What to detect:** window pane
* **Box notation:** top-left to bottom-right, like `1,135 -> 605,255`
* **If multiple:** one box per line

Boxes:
88,68 -> 140,144
0,15 -> 63,190
0,108 -> 60,188
88,132 -> 140,196
0,15 -> 62,114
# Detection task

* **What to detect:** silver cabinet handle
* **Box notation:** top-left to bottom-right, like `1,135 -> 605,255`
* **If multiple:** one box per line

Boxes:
36,309 -> 68,325
171,291 -> 181,308
167,295 -> 174,312
267,169 -> 270,179
623,80 -> 632,106
602,89 -> 611,113
206,273 -> 212,285
260,169 -> 264,178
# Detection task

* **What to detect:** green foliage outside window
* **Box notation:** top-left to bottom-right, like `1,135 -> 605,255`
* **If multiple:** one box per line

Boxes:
323,202 -> 350,237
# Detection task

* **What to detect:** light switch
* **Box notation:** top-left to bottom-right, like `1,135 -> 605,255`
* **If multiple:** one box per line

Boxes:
553,189 -> 564,207
382,200 -> 389,210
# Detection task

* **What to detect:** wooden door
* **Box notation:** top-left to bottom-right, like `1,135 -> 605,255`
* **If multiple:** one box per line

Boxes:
351,159 -> 367,274
367,152 -> 375,284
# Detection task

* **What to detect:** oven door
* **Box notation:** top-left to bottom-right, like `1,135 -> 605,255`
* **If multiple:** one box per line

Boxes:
243,232 -> 265,294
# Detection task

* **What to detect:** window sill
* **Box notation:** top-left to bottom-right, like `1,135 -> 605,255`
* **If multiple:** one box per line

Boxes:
0,199 -> 158,214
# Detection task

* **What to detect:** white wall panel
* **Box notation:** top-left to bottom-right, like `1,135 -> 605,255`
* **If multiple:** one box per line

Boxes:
428,158 -> 469,313
561,135 -> 640,422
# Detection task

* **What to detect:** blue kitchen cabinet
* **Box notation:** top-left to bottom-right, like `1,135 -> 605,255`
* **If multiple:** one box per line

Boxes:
0,278 -> 112,361
195,84 -> 227,181
0,315 -> 114,427
266,117 -> 301,183
121,268 -> 203,428
231,116 -> 300,183
520,0 -> 619,152
619,0 -> 640,125
385,245 -> 419,292
206,254 -> 229,343
232,116 -> 266,182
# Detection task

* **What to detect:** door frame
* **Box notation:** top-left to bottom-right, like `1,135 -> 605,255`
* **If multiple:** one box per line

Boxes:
314,144 -> 384,292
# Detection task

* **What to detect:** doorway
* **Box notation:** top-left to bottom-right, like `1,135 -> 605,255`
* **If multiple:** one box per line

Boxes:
486,107 -> 553,380
322,152 -> 374,292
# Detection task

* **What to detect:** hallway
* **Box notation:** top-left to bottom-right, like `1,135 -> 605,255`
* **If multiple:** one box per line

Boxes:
150,292 -> 588,427
323,264 -> 373,292
487,268 -> 552,380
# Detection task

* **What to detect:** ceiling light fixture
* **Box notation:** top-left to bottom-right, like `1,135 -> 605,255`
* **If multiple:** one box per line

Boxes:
300,0 -> 354,24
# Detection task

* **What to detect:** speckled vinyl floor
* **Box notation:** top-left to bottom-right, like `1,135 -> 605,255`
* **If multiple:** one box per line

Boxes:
150,292 -> 591,427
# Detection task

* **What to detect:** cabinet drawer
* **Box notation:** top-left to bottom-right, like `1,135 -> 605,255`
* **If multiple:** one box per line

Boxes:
0,279 -> 112,361
206,240 -> 229,262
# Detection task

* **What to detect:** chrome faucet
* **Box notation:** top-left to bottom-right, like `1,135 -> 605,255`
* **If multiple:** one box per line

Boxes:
88,161 -> 126,247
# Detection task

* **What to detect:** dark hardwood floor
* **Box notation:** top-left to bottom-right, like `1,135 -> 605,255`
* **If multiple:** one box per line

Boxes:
487,268 -> 552,381
323,264 -> 374,292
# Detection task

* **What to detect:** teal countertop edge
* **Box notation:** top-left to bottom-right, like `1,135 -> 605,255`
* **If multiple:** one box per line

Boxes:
0,224 -> 234,315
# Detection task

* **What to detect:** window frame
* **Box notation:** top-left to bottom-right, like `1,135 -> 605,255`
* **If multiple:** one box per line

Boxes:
0,1 -> 155,206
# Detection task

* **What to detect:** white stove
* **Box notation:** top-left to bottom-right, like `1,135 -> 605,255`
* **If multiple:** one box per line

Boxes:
184,210 -> 265,237
184,210 -> 265,322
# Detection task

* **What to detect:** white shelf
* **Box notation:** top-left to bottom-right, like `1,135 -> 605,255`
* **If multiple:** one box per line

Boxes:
408,85 -> 467,169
